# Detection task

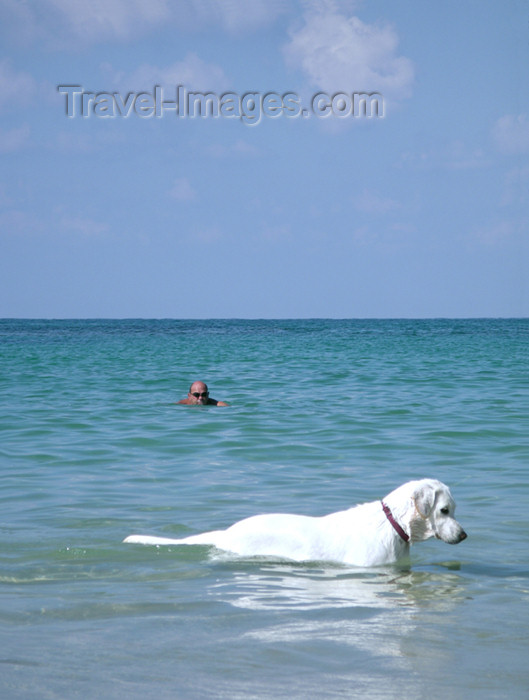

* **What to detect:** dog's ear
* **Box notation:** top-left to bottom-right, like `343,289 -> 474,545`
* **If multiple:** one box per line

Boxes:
413,482 -> 437,518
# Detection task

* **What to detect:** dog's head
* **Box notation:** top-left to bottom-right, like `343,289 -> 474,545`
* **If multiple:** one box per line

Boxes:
387,479 -> 467,545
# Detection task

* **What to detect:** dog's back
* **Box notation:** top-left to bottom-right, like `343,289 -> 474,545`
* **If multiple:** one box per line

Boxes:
124,479 -> 466,566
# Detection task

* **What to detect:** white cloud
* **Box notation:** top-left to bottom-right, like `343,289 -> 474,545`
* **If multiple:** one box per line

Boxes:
60,214 -> 110,236
472,219 -> 521,246
47,0 -> 171,41
444,145 -> 489,171
500,165 -> 529,206
0,183 -> 12,207
169,177 -> 197,202
1,0 -> 285,46
194,225 -> 222,243
398,141 -> 490,171
353,188 -> 400,214
0,60 -> 36,111
190,0 -> 287,34
284,5 -> 414,99
0,208 -> 44,235
492,114 -> 529,155
55,129 -> 126,154
118,53 -> 230,93
262,223 -> 292,240
205,139 -> 261,158
1,0 -> 168,46
0,124 -> 30,152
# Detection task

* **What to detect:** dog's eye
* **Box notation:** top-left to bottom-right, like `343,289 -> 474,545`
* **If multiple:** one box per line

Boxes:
440,507 -> 450,515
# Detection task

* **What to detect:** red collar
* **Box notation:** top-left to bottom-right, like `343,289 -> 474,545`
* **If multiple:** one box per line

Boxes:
381,501 -> 409,543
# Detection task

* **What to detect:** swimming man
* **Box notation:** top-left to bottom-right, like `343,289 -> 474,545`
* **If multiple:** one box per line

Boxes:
177,381 -> 229,406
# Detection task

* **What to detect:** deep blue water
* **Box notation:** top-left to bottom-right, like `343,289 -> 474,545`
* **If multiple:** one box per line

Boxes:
1,319 -> 528,699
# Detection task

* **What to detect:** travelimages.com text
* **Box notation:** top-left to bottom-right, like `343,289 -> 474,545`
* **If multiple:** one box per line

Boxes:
57,85 -> 384,124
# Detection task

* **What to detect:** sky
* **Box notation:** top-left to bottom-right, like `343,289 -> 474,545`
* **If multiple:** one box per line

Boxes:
0,0 -> 528,319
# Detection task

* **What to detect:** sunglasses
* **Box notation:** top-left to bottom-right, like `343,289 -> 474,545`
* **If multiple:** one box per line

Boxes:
192,392 -> 209,398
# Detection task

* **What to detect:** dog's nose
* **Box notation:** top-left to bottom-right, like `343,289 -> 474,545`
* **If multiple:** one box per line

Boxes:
459,530 -> 467,542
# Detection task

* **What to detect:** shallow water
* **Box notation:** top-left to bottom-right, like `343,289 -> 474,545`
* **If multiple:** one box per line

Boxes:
1,319 -> 528,699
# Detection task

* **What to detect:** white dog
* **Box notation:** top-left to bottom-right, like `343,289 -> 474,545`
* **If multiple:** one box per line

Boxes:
124,479 -> 467,566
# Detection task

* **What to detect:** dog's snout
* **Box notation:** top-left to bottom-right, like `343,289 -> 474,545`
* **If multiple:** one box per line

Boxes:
458,530 -> 467,542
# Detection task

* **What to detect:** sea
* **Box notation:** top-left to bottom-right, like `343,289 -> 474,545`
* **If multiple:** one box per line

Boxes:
0,318 -> 528,700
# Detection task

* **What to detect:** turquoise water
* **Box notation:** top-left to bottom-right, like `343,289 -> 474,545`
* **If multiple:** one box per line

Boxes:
1,319 -> 528,699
